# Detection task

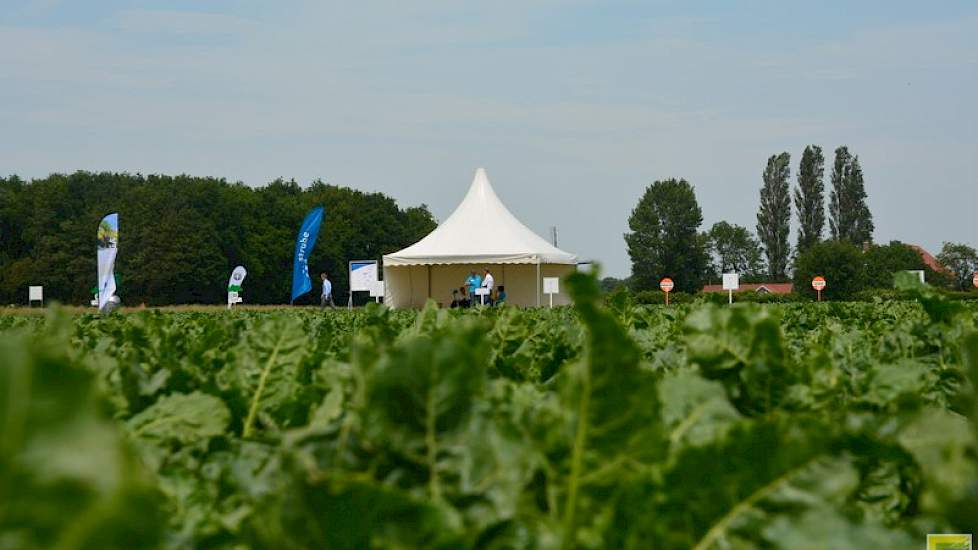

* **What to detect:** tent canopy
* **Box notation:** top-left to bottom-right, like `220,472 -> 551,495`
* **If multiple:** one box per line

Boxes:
383,168 -> 577,266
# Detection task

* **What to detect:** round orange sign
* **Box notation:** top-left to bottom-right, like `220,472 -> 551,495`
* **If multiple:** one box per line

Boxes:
973,273 -> 978,288
659,278 -> 674,292
812,276 -> 826,290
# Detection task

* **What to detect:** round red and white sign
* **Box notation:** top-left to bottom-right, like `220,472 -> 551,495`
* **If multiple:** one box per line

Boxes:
812,276 -> 826,290
973,273 -> 978,288
660,278 -> 674,292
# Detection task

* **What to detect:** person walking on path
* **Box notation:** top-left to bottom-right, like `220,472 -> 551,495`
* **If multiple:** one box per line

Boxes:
320,272 -> 336,309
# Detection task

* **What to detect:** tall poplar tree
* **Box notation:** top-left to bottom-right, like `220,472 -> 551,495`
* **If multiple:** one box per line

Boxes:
756,152 -> 792,280
793,145 -> 825,254
829,146 -> 874,244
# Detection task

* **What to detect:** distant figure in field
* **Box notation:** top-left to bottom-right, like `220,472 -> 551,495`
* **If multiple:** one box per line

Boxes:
320,272 -> 335,309
495,285 -> 506,305
450,288 -> 462,308
465,270 -> 482,303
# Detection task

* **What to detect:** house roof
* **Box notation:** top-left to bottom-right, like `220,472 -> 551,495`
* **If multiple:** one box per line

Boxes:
908,245 -> 948,273
383,168 -> 578,266
702,283 -> 794,294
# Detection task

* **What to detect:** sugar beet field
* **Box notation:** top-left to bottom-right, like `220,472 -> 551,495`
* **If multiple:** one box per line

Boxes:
1,273 -> 977,549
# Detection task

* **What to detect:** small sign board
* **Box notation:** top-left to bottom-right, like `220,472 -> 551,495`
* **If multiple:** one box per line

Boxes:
368,280 -> 385,298
904,270 -> 925,284
543,277 -> 559,295
349,261 -> 379,292
722,273 -> 739,291
28,286 -> 43,302
659,278 -> 674,293
973,273 -> 978,289
811,276 -> 826,290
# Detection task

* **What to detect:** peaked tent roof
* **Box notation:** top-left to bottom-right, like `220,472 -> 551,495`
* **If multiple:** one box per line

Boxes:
383,168 -> 578,266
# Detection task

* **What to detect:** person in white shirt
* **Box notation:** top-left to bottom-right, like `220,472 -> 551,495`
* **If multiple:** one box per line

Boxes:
481,267 -> 495,305
320,272 -> 335,309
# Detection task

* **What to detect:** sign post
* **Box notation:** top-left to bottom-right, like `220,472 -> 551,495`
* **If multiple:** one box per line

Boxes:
28,286 -> 43,307
659,277 -> 674,306
348,260 -> 379,309
543,277 -> 559,308
811,276 -> 826,302
368,280 -> 385,303
722,273 -> 739,305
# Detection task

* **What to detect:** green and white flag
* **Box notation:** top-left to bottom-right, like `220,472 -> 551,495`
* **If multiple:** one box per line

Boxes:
96,213 -> 119,312
227,266 -> 247,292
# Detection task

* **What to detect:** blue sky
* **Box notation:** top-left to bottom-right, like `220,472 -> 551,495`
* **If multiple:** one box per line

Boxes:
2,0 -> 976,277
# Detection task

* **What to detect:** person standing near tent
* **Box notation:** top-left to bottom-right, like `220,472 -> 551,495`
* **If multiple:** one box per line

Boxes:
320,272 -> 335,309
465,270 -> 481,303
482,267 -> 495,305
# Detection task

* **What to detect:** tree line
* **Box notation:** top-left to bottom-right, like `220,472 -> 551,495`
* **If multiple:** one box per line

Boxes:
625,146 -> 978,297
0,172 -> 437,306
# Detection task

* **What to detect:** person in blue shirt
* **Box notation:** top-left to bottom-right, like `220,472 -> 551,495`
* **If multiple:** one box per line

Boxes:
495,285 -> 506,305
465,271 -> 481,303
320,272 -> 335,309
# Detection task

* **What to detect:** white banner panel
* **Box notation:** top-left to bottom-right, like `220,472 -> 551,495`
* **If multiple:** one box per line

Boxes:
543,277 -> 559,294
96,213 -> 119,312
28,286 -> 43,301
369,280 -> 385,297
349,261 -> 378,292
722,273 -> 740,291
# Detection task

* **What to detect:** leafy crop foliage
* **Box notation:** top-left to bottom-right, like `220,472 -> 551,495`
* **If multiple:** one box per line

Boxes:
1,272 -> 977,549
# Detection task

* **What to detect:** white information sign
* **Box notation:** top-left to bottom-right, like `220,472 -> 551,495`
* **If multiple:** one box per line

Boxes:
349,261 -> 379,292
227,290 -> 242,309
722,273 -> 740,290
722,273 -> 739,305
543,277 -> 559,294
906,270 -> 925,284
543,277 -> 561,308
368,280 -> 385,298
28,286 -> 43,302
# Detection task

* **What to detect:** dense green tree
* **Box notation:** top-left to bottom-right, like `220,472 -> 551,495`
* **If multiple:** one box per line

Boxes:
625,178 -> 707,293
0,172 -> 437,305
936,242 -> 978,291
792,240 -> 868,300
756,153 -> 792,280
793,145 -> 825,255
706,221 -> 763,278
829,147 -> 874,245
599,276 -> 628,294
862,241 -> 929,288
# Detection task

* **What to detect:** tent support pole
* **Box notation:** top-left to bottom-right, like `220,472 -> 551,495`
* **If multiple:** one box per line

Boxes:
427,265 -> 431,303
536,260 -> 541,307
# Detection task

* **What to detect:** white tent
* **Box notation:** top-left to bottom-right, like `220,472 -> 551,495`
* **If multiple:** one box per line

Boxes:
383,168 -> 578,308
